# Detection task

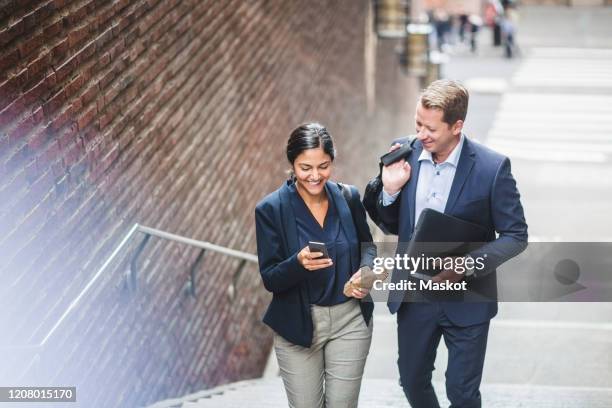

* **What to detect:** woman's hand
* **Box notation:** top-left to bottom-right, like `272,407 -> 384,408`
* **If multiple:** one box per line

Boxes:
297,246 -> 333,271
345,269 -> 370,299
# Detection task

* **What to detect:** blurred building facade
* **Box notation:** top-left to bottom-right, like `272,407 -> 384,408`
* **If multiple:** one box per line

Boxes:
0,1 -> 415,407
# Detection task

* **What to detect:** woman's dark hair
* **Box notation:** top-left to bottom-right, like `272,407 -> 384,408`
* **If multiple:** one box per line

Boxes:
286,122 -> 336,165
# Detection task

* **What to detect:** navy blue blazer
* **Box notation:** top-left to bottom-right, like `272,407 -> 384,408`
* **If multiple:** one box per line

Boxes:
255,180 -> 376,347
377,136 -> 528,326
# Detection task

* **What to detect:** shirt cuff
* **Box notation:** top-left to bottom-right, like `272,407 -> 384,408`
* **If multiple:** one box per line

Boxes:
382,189 -> 400,206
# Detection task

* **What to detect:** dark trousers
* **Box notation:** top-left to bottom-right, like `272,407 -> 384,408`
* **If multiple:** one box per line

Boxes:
505,33 -> 515,58
397,302 -> 490,408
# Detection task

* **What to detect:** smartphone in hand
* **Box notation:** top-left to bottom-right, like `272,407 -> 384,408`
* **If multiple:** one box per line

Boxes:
308,241 -> 330,259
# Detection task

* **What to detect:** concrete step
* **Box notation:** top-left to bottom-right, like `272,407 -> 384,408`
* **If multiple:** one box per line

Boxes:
148,377 -> 612,408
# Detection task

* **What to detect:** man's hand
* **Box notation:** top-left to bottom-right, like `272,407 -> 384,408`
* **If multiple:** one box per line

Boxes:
382,143 -> 411,195
297,246 -> 333,271
431,257 -> 465,284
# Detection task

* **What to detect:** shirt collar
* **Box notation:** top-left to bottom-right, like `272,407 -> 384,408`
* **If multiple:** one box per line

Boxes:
418,133 -> 465,167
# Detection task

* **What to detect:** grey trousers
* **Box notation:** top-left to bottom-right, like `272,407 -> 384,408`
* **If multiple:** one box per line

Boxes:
274,299 -> 373,408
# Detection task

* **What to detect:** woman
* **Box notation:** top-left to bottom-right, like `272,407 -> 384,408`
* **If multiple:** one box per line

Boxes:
254,123 -> 376,408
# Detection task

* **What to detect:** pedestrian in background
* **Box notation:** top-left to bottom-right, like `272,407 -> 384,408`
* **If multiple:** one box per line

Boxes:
469,15 -> 483,53
432,9 -> 452,52
485,0 -> 503,46
501,3 -> 519,58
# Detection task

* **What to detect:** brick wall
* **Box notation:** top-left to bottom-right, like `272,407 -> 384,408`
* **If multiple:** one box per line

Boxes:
0,1 -> 415,407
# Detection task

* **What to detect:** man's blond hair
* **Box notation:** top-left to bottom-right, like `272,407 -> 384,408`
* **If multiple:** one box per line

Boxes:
420,79 -> 469,126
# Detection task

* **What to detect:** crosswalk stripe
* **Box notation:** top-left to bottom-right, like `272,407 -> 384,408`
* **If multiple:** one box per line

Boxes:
489,132 -> 612,143
512,53 -> 612,88
529,47 -> 612,59
485,47 -> 612,164
490,139 -> 612,153
494,112 -> 612,122
486,145 -> 607,163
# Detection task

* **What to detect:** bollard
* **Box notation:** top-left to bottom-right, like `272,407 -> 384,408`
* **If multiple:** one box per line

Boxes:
404,23 -> 433,77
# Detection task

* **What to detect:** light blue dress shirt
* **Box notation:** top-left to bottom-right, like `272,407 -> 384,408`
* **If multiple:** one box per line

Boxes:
382,134 -> 466,227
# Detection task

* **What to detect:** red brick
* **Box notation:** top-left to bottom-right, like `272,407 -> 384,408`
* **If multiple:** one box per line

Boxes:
27,126 -> 49,149
0,75 -> 21,110
96,27 -> 114,50
18,33 -> 44,59
71,96 -> 82,112
44,71 -> 56,89
77,105 -> 97,130
0,49 -> 20,78
65,74 -> 85,99
32,105 -> 44,124
26,51 -> 52,85
67,24 -> 89,49
10,115 -> 35,143
99,52 -> 111,68
97,7 -> 115,27
50,38 -> 69,62
23,9 -> 40,31
0,0 -> 17,21
50,106 -> 73,131
43,19 -> 63,40
42,88 -> 65,117
104,83 -> 119,105
98,67 -> 117,89
58,123 -> 78,148
76,41 -> 97,65
54,55 -> 77,83
96,95 -> 105,112
108,38 -> 125,62
62,140 -> 82,167
23,79 -> 48,106
0,19 -> 24,47
80,84 -> 99,105
0,96 -> 24,128
64,4 -> 87,26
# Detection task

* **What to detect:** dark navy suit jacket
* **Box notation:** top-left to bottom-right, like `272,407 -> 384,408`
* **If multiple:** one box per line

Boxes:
377,137 -> 528,326
255,180 -> 376,347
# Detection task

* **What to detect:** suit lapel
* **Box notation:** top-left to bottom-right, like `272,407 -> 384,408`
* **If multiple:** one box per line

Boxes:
405,143 -> 422,232
327,182 -> 357,241
445,137 -> 476,214
328,183 -> 359,274
279,181 -> 299,254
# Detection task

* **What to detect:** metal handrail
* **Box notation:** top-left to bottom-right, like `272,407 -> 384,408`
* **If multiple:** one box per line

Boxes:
137,225 -> 258,263
9,223 -> 258,351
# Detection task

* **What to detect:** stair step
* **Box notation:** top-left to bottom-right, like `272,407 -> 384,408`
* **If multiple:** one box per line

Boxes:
147,378 -> 612,408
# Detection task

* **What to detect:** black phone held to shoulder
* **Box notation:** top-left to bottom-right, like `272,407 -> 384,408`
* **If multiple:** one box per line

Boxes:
380,143 -> 414,166
308,241 -> 330,259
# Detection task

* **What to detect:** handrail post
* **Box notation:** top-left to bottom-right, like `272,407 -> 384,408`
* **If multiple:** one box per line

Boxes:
184,249 -> 206,298
125,233 -> 151,293
228,259 -> 247,300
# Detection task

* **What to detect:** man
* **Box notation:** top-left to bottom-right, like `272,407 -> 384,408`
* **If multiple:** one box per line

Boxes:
376,79 -> 527,407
